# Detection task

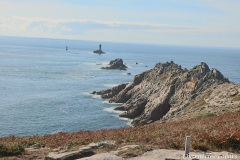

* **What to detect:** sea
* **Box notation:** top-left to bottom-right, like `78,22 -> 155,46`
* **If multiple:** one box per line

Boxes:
0,36 -> 239,137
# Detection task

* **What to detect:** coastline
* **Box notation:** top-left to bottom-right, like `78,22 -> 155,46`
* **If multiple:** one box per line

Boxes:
1,40 -> 240,137
3,61 -> 240,159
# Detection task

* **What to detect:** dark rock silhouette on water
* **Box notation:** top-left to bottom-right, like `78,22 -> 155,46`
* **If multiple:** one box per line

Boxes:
93,44 -> 105,54
101,58 -> 127,70
93,61 -> 240,126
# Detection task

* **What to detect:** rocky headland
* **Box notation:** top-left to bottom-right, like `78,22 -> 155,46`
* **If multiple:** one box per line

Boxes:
101,58 -> 127,70
1,61 -> 240,160
93,61 -> 240,125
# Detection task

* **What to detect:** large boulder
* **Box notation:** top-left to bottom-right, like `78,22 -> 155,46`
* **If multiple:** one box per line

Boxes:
101,58 -> 127,70
95,61 -> 240,126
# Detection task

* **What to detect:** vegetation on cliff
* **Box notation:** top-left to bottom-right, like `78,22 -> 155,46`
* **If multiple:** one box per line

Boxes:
0,112 -> 239,157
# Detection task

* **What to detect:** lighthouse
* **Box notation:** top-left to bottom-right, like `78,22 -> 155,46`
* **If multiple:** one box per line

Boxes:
93,44 -> 105,54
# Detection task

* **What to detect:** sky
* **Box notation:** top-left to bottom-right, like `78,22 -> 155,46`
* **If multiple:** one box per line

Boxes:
0,0 -> 240,48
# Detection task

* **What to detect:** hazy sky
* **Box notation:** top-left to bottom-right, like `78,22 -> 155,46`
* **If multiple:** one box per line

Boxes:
0,0 -> 240,47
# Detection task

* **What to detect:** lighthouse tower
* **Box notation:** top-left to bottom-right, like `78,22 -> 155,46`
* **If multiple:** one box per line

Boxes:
93,44 -> 105,54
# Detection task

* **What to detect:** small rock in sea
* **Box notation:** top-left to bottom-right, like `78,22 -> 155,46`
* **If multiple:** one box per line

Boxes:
136,62 -> 138,64
127,73 -> 131,75
101,58 -> 127,70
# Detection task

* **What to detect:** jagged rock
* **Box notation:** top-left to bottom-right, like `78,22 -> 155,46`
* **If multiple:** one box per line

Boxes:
101,58 -> 127,70
95,61 -> 240,125
92,83 -> 127,99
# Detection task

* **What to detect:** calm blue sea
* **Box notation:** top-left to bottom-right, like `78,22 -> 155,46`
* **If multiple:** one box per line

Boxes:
0,36 -> 239,137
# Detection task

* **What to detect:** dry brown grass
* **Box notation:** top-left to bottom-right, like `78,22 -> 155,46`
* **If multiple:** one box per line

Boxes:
0,112 -> 239,157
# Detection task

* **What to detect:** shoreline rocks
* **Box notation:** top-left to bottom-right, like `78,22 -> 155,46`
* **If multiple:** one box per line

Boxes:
92,83 -> 127,99
93,61 -> 240,126
101,58 -> 127,70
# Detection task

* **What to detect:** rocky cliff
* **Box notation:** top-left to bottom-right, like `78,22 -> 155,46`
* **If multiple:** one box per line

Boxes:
93,61 -> 240,125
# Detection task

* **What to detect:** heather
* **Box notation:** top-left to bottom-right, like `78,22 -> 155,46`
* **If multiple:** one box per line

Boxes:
0,112 -> 239,157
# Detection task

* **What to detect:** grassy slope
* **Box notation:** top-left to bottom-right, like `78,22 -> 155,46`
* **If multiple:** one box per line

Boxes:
0,112 -> 239,157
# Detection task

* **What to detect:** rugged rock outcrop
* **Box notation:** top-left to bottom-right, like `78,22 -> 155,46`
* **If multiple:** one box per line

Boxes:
92,83 -> 127,99
101,58 -> 127,70
94,61 -> 240,126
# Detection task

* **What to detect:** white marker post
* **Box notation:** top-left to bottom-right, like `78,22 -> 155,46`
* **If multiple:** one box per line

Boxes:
185,136 -> 191,157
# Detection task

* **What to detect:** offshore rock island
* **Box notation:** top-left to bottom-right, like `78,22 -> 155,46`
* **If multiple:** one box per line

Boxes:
94,61 -> 240,125
101,58 -> 127,70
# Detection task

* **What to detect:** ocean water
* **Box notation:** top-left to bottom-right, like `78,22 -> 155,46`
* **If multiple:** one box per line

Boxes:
0,36 -> 239,137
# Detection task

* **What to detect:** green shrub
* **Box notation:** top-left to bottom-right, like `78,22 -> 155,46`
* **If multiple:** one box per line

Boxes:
0,143 -> 24,157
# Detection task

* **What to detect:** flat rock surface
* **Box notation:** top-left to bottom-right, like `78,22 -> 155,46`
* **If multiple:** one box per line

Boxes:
77,149 -> 240,160
45,150 -> 80,160
78,153 -> 123,160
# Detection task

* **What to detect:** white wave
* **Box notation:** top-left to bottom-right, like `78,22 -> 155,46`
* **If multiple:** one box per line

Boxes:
103,84 -> 119,88
103,107 -> 126,114
82,92 -> 102,99
91,94 -> 102,99
101,62 -> 109,65
102,100 -> 124,105
116,116 -> 133,126
127,65 -> 133,69
60,107 -> 68,114
104,107 -> 133,126
51,129 -> 63,134
102,100 -> 110,104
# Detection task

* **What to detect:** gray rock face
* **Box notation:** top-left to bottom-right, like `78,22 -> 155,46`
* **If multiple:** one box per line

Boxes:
95,61 -> 239,126
101,58 -> 127,70
45,141 -> 115,160
92,83 -> 127,99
